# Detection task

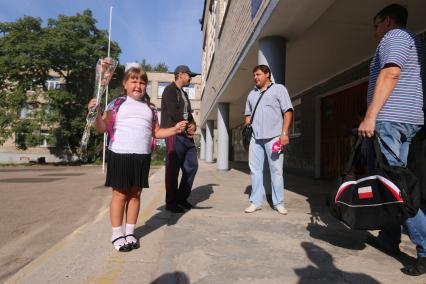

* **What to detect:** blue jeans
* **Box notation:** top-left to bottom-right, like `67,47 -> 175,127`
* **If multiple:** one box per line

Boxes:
165,135 -> 198,206
375,121 -> 426,257
248,136 -> 284,207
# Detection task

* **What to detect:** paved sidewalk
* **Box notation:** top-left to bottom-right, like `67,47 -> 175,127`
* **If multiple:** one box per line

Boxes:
6,161 -> 421,284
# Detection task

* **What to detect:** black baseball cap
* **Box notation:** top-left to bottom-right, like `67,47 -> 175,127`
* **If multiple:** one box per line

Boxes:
174,65 -> 197,77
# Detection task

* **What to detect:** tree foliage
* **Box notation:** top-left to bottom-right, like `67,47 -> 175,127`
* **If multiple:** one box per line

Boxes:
139,58 -> 169,72
0,10 -> 121,160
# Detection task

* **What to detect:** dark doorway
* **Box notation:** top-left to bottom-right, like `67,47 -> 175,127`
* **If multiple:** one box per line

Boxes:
320,82 -> 368,178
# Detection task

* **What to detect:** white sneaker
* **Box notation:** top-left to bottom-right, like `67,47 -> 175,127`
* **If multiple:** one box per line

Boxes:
275,204 -> 288,215
244,204 -> 261,213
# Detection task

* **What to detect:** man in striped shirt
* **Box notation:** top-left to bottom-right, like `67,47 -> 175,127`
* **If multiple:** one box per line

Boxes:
358,4 -> 426,276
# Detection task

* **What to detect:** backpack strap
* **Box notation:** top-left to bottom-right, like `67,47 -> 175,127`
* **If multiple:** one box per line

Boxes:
107,96 -> 126,143
150,105 -> 158,151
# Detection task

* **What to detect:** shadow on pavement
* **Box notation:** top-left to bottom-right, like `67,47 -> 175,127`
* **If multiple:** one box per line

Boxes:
363,232 -> 416,266
290,173 -> 369,250
240,160 -> 274,207
0,178 -> 63,183
294,242 -> 380,284
150,271 -> 190,284
233,161 -> 417,266
232,161 -> 368,250
135,184 -> 215,240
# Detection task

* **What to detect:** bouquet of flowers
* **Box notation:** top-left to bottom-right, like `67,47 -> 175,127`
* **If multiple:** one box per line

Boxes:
80,57 -> 118,158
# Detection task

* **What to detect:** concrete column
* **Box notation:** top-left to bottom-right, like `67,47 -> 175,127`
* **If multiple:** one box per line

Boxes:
205,120 -> 214,163
217,103 -> 229,171
200,128 -> 206,160
258,36 -> 287,186
258,36 -> 286,84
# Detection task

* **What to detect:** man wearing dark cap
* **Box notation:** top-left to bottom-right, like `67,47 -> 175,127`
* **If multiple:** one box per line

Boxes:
160,65 -> 198,213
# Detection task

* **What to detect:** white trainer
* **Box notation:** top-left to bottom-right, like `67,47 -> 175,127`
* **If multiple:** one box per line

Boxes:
275,204 -> 288,215
244,204 -> 261,213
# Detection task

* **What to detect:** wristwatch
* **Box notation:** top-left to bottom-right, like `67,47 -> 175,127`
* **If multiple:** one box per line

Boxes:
282,131 -> 288,136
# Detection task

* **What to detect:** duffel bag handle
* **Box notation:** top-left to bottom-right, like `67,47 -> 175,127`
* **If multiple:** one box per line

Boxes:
342,131 -> 405,176
342,135 -> 364,176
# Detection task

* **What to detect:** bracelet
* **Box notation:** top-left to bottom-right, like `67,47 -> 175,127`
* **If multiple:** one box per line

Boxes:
281,131 -> 288,136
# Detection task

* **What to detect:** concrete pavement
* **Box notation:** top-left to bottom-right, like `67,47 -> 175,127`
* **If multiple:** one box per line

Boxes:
5,161 -> 422,284
0,166 -> 111,282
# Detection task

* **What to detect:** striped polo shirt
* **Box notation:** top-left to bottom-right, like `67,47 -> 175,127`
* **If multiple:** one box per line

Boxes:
367,28 -> 424,125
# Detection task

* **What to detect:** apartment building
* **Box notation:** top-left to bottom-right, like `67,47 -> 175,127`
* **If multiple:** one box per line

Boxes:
0,75 -> 66,163
199,0 -> 426,177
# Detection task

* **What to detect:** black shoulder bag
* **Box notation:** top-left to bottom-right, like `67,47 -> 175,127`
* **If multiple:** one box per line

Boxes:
328,133 -> 421,230
242,83 -> 273,150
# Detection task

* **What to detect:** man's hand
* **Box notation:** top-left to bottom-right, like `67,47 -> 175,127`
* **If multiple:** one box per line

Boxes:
280,132 -> 289,147
186,122 -> 196,138
358,117 -> 376,138
174,121 -> 188,134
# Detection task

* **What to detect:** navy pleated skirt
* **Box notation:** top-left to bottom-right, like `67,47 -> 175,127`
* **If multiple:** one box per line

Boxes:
105,150 -> 151,189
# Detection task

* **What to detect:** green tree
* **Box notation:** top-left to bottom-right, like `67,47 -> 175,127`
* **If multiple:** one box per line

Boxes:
0,16 -> 49,149
0,10 -> 121,160
0,16 -> 50,90
139,58 -> 169,72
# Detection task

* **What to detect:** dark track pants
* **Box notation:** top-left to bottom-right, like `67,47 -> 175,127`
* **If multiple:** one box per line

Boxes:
165,134 -> 198,206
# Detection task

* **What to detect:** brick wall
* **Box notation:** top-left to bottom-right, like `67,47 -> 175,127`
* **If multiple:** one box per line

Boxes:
201,0 -> 271,123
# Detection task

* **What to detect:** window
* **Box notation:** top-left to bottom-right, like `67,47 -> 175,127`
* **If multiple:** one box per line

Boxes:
251,0 -> 262,19
45,77 -> 62,90
39,130 -> 50,147
218,0 -> 229,37
20,104 -> 35,119
208,0 -> 217,61
44,104 -> 52,115
291,98 -> 301,136
203,0 -> 217,83
157,82 -> 169,98
183,84 -> 196,99
146,81 -> 152,97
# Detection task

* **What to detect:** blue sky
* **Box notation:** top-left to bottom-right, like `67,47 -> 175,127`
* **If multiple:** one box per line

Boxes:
0,0 -> 204,73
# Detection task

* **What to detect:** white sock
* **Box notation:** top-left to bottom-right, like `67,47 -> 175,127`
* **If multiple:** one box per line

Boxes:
111,226 -> 126,250
125,224 -> 137,243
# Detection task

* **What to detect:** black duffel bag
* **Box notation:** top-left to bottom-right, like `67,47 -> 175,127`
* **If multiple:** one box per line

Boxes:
242,124 -> 253,151
328,134 -> 421,230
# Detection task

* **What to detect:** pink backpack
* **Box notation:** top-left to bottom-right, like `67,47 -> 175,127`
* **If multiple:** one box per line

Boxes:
107,96 -> 158,151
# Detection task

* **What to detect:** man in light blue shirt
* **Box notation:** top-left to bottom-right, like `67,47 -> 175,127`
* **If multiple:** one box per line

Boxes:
358,4 -> 426,276
244,65 -> 293,215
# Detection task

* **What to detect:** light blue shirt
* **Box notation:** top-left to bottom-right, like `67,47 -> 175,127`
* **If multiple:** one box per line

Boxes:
245,83 -> 293,139
367,28 -> 424,125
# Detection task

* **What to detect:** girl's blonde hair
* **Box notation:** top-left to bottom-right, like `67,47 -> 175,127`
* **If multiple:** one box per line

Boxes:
122,67 -> 153,106
123,67 -> 148,84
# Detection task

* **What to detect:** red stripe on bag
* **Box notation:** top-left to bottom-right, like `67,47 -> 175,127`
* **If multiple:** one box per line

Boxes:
380,179 -> 403,202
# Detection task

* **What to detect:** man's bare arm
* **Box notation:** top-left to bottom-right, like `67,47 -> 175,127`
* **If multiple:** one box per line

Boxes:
358,64 -> 401,137
280,110 -> 293,146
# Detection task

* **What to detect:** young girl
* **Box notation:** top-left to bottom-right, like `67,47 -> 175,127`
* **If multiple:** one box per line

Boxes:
88,63 -> 187,252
